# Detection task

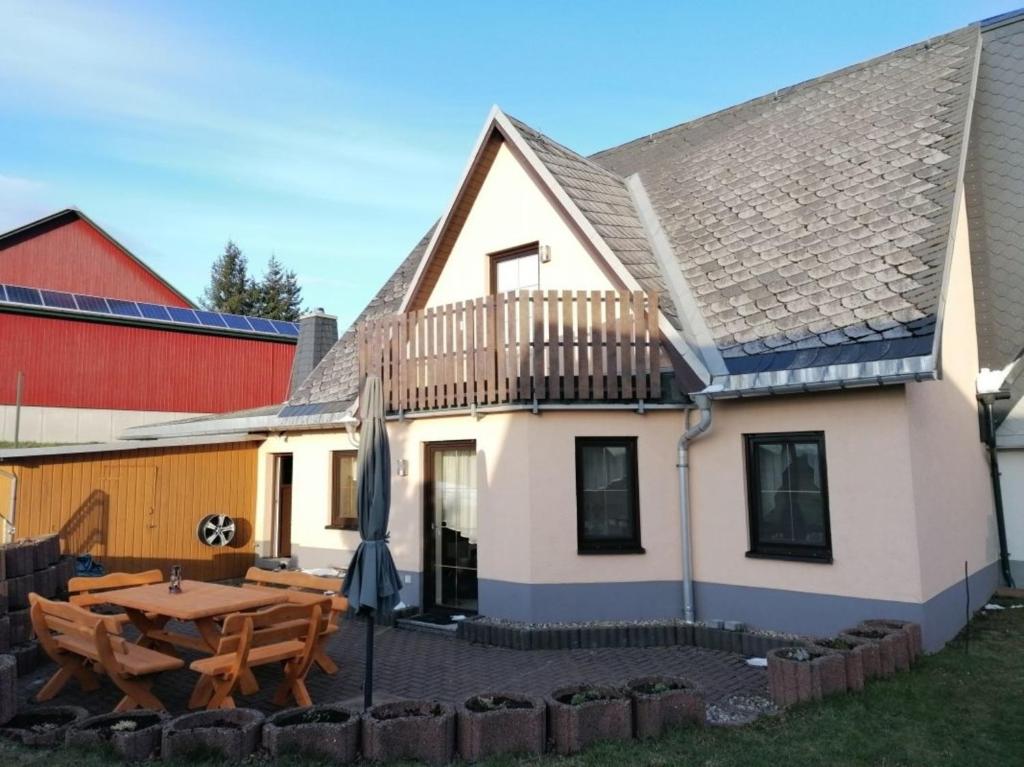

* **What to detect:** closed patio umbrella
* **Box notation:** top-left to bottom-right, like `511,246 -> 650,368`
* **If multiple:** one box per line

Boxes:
342,374 -> 403,710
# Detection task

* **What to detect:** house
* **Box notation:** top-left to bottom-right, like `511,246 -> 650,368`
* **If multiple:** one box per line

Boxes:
34,12 -> 1024,651
0,209 -> 299,443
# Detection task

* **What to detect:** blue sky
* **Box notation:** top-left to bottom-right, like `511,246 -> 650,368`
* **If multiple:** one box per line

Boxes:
0,0 -> 1015,325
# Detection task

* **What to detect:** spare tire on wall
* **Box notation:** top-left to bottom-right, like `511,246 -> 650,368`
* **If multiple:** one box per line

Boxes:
196,514 -> 236,547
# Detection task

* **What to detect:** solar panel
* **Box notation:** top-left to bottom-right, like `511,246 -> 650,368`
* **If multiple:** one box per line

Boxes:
247,317 -> 276,333
138,303 -> 171,321
270,320 -> 300,336
220,313 -> 254,331
41,290 -> 77,310
107,299 -> 142,317
166,307 -> 200,324
0,282 -> 296,341
75,294 -> 110,313
6,285 -> 43,305
194,310 -> 227,327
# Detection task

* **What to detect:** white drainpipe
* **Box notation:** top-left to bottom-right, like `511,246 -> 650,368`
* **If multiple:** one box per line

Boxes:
678,394 -> 713,623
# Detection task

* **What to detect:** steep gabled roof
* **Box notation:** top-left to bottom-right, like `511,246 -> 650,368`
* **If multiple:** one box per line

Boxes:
276,22 -> 984,407
592,26 -> 979,379
0,208 -> 196,308
284,225 -> 436,412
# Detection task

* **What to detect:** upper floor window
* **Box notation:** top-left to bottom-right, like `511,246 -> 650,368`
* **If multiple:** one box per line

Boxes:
745,432 -> 832,562
329,451 -> 359,530
490,244 -> 540,294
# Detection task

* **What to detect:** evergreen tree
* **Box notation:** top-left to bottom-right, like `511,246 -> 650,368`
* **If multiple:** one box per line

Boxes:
200,240 -> 254,314
253,253 -> 303,321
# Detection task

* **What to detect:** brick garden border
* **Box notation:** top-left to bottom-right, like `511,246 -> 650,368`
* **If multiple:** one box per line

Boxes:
457,617 -> 806,656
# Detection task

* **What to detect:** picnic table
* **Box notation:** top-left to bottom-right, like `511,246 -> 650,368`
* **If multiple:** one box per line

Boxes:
101,580 -> 291,652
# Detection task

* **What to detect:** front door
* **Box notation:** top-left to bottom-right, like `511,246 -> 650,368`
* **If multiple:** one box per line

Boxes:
274,454 -> 293,558
424,441 -> 477,612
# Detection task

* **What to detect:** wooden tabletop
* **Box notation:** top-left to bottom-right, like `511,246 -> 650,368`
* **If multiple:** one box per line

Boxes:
101,580 -> 290,621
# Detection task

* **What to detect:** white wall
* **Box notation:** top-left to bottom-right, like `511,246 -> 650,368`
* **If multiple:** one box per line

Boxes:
0,405 -> 201,444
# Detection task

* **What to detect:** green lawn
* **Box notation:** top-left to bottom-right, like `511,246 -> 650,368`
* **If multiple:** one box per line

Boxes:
3,599 -> 1022,766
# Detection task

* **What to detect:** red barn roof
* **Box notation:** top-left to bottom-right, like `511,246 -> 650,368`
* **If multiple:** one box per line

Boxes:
0,209 -> 194,306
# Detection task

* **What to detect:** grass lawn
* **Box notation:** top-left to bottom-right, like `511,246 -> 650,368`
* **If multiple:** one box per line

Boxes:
2,598 -> 1022,766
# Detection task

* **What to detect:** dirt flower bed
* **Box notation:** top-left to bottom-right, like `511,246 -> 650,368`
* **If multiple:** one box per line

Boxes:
459,692 -> 546,761
263,704 -> 358,762
627,676 -> 705,738
66,710 -> 167,761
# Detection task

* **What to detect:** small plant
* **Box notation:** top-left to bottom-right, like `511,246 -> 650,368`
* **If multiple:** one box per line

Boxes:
110,719 -> 138,732
569,689 -> 605,706
466,694 -> 534,712
818,637 -> 858,651
780,647 -> 812,661
30,722 -> 58,733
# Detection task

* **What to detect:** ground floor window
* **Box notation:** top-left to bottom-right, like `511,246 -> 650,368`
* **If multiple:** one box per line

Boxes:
575,437 -> 643,553
329,451 -> 358,530
745,432 -> 832,562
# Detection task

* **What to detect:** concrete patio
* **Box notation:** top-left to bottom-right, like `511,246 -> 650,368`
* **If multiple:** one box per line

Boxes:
15,617 -> 769,720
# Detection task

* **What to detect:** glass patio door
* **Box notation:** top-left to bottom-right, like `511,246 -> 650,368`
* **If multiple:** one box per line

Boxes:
427,442 -> 478,611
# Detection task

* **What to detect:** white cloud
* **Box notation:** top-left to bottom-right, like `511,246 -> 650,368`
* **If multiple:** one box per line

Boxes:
0,0 -> 457,209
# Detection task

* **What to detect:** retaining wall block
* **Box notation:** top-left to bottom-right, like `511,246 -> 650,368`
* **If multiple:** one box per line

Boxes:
29,536 -> 60,571
810,640 -> 866,692
56,557 -> 76,599
0,581 -> 7,616
8,610 -> 30,646
547,685 -> 633,756
34,566 -> 58,599
263,704 -> 360,762
0,655 -> 14,726
0,617 -> 9,652
458,693 -> 546,762
767,647 -> 847,707
361,700 -> 456,765
840,628 -> 900,677
861,619 -> 922,664
6,575 -> 33,611
0,705 -> 87,747
11,641 -> 38,676
66,709 -> 168,761
628,676 -> 705,739
674,623 -> 694,646
2,543 -> 34,579
162,708 -> 264,761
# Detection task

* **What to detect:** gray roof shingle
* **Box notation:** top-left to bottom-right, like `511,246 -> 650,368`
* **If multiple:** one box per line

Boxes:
967,14 -> 1024,371
591,26 -> 977,367
290,24 -> 980,405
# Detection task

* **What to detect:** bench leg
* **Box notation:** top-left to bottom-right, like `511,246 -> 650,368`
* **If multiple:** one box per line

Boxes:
111,676 -> 167,713
36,658 -> 100,702
188,676 -> 214,710
273,677 -> 312,707
313,643 -> 338,675
206,677 -> 238,710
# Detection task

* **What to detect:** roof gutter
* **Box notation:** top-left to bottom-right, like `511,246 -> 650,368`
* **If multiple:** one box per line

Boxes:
708,366 -> 937,399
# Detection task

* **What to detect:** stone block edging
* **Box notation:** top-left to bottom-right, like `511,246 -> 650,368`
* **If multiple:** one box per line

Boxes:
457,616 -> 805,655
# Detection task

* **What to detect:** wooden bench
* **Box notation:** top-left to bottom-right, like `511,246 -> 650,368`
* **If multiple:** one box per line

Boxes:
30,593 -> 184,712
241,567 -> 348,675
188,601 -> 326,710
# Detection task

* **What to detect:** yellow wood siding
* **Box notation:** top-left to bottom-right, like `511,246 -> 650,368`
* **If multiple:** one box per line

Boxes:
5,442 -> 258,582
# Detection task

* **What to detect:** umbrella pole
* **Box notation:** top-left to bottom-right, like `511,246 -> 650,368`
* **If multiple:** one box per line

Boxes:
364,612 -> 375,711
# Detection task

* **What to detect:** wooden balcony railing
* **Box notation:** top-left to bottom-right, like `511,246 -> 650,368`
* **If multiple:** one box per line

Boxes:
357,290 -> 662,413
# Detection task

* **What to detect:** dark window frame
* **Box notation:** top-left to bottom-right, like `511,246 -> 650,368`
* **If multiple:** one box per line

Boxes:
575,436 -> 644,554
488,242 -> 540,295
326,450 -> 359,531
744,431 -> 833,563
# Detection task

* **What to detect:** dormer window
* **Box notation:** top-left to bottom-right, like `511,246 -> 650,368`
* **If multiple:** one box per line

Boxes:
490,244 -> 540,294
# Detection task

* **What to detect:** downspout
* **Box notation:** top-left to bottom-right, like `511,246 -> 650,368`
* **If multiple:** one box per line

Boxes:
0,467 -> 16,544
678,394 -> 713,623
979,394 -> 1015,588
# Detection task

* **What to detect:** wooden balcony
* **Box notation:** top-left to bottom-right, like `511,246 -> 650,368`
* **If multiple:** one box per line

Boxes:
357,290 -> 663,413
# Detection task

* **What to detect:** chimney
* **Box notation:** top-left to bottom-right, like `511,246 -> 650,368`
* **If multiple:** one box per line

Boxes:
289,308 -> 338,395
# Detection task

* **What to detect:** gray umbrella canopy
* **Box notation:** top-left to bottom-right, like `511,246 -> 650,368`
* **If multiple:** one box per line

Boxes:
342,375 -> 403,615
